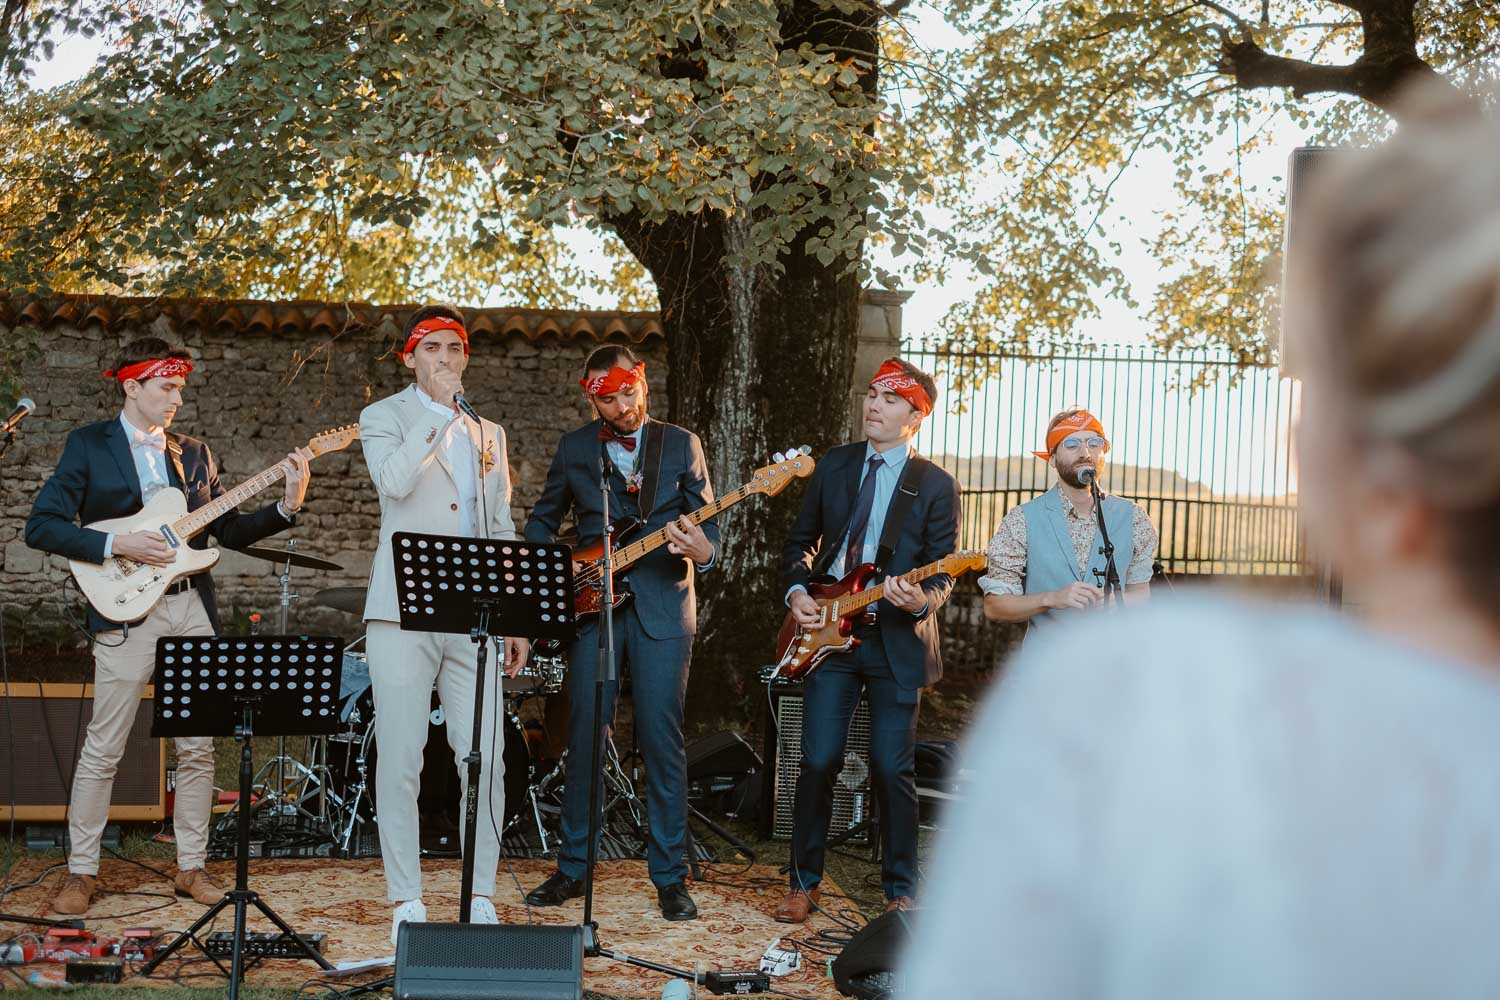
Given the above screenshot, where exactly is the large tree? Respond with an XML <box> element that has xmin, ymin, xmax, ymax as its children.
<box><xmin>0</xmin><ymin>0</ymin><xmax>958</xmax><ymax>720</ymax></box>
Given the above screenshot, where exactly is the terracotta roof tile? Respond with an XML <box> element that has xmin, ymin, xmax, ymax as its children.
<box><xmin>0</xmin><ymin>293</ymin><xmax>664</xmax><ymax>343</ymax></box>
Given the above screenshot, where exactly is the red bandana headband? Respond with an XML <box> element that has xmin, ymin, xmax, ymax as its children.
<box><xmin>580</xmin><ymin>361</ymin><xmax>646</xmax><ymax>397</ymax></box>
<box><xmin>1033</xmin><ymin>410</ymin><xmax>1109</xmax><ymax>459</ymax></box>
<box><xmin>869</xmin><ymin>360</ymin><xmax>933</xmax><ymax>416</ymax></box>
<box><xmin>103</xmin><ymin>358</ymin><xmax>194</xmax><ymax>383</ymax></box>
<box><xmin>401</xmin><ymin>316</ymin><xmax>470</xmax><ymax>357</ymax></box>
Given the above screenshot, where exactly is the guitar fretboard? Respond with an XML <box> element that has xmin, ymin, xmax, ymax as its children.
<box><xmin>172</xmin><ymin>464</ymin><xmax>287</xmax><ymax>539</ymax></box>
<box><xmin>609</xmin><ymin>482</ymin><xmax>753</xmax><ymax>573</ymax></box>
<box><xmin>835</xmin><ymin>560</ymin><xmax>956</xmax><ymax>614</ymax></box>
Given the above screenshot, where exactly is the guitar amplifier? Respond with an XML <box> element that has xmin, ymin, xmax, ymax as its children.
<box><xmin>395</xmin><ymin>922</ymin><xmax>583</xmax><ymax>1000</ymax></box>
<box><xmin>0</xmin><ymin>683</ymin><xmax>167</xmax><ymax>822</ymax></box>
<box><xmin>760</xmin><ymin>682</ymin><xmax>872</xmax><ymax>844</ymax></box>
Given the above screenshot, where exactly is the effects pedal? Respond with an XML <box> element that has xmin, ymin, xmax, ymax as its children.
<box><xmin>702</xmin><ymin>969</ymin><xmax>773</xmax><ymax>994</ymax></box>
<box><xmin>205</xmin><ymin>930</ymin><xmax>326</xmax><ymax>959</ymax></box>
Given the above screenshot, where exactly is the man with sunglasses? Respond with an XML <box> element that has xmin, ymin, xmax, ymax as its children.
<box><xmin>979</xmin><ymin>409</ymin><xmax>1158</xmax><ymax>633</ymax></box>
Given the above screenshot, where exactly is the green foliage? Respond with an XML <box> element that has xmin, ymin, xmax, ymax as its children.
<box><xmin>0</xmin><ymin>0</ymin><xmax>941</xmax><ymax>307</ymax></box>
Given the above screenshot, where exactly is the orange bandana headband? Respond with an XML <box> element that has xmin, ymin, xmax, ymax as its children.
<box><xmin>401</xmin><ymin>317</ymin><xmax>469</xmax><ymax>357</ymax></box>
<box><xmin>580</xmin><ymin>361</ymin><xmax>646</xmax><ymax>397</ymax></box>
<box><xmin>1033</xmin><ymin>410</ymin><xmax>1108</xmax><ymax>459</ymax></box>
<box><xmin>869</xmin><ymin>360</ymin><xmax>933</xmax><ymax>416</ymax></box>
<box><xmin>103</xmin><ymin>358</ymin><xmax>194</xmax><ymax>383</ymax></box>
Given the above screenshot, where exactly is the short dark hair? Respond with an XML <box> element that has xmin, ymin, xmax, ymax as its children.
<box><xmin>110</xmin><ymin>337</ymin><xmax>191</xmax><ymax>395</ymax></box>
<box><xmin>878</xmin><ymin>356</ymin><xmax>937</xmax><ymax>410</ymax></box>
<box><xmin>402</xmin><ymin>303</ymin><xmax>466</xmax><ymax>342</ymax></box>
<box><xmin>583</xmin><ymin>344</ymin><xmax>640</xmax><ymax>375</ymax></box>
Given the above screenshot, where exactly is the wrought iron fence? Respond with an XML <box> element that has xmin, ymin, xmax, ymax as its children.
<box><xmin>902</xmin><ymin>340</ymin><xmax>1305</xmax><ymax>578</ymax></box>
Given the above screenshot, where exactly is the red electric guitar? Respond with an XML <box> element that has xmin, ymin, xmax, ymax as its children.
<box><xmin>771</xmin><ymin>551</ymin><xmax>987</xmax><ymax>680</ymax></box>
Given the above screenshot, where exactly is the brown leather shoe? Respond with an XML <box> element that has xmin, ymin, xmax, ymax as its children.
<box><xmin>884</xmin><ymin>895</ymin><xmax>915</xmax><ymax>914</ymax></box>
<box><xmin>174</xmin><ymin>868</ymin><xmax>223</xmax><ymax>905</ymax></box>
<box><xmin>774</xmin><ymin>888</ymin><xmax>820</xmax><ymax>923</ymax></box>
<box><xmin>51</xmin><ymin>874</ymin><xmax>96</xmax><ymax>915</ymax></box>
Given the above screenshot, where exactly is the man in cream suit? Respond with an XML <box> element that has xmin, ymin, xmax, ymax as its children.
<box><xmin>359</xmin><ymin>304</ymin><xmax>528</xmax><ymax>944</ymax></box>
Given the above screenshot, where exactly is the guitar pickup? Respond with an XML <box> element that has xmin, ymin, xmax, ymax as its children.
<box><xmin>158</xmin><ymin>525</ymin><xmax>181</xmax><ymax>548</ymax></box>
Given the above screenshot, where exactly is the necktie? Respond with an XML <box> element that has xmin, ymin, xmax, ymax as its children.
<box><xmin>598</xmin><ymin>425</ymin><xmax>637</xmax><ymax>451</ymax></box>
<box><xmin>843</xmin><ymin>455</ymin><xmax>884</xmax><ymax>572</ymax></box>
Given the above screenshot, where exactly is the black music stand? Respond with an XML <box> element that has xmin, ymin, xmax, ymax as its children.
<box><xmin>392</xmin><ymin>532</ymin><xmax>576</xmax><ymax>920</ymax></box>
<box><xmin>139</xmin><ymin>636</ymin><xmax>342</xmax><ymax>999</ymax></box>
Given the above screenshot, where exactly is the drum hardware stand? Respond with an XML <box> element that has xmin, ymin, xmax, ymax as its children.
<box><xmin>140</xmin><ymin>636</ymin><xmax>342</xmax><ymax>999</ymax></box>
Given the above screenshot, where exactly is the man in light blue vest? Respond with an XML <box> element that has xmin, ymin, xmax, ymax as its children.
<box><xmin>980</xmin><ymin>409</ymin><xmax>1158</xmax><ymax>633</ymax></box>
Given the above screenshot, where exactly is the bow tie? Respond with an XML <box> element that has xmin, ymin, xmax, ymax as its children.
<box><xmin>598</xmin><ymin>425</ymin><xmax>637</xmax><ymax>452</ymax></box>
<box><xmin>132</xmin><ymin>427</ymin><xmax>166</xmax><ymax>451</ymax></box>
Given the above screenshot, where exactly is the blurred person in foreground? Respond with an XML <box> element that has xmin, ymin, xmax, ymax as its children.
<box><xmin>902</xmin><ymin>83</ymin><xmax>1500</xmax><ymax>999</ymax></box>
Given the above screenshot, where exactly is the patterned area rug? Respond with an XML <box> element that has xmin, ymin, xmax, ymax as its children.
<box><xmin>2</xmin><ymin>857</ymin><xmax>851</xmax><ymax>998</ymax></box>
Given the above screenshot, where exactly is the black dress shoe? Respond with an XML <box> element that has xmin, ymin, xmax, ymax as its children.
<box><xmin>525</xmin><ymin>871</ymin><xmax>585</xmax><ymax>907</ymax></box>
<box><xmin>657</xmin><ymin>882</ymin><xmax>697</xmax><ymax>922</ymax></box>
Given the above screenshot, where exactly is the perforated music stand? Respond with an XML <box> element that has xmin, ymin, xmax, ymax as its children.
<box><xmin>139</xmin><ymin>636</ymin><xmax>343</xmax><ymax>999</ymax></box>
<box><xmin>391</xmin><ymin>532</ymin><xmax>575</xmax><ymax>919</ymax></box>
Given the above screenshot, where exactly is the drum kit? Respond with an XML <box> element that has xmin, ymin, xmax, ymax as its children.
<box><xmin>213</xmin><ymin>539</ymin><xmax>650</xmax><ymax>861</ymax></box>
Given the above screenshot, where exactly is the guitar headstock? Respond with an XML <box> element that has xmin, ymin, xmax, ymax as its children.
<box><xmin>942</xmin><ymin>550</ymin><xmax>988</xmax><ymax>576</ymax></box>
<box><xmin>308</xmin><ymin>424</ymin><xmax>361</xmax><ymax>457</ymax></box>
<box><xmin>747</xmin><ymin>446</ymin><xmax>816</xmax><ymax>497</ymax></box>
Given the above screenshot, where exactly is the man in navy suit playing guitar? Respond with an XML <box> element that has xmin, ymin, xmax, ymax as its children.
<box><xmin>522</xmin><ymin>345</ymin><xmax>719</xmax><ymax>921</ymax></box>
<box><xmin>25</xmin><ymin>337</ymin><xmax>312</xmax><ymax>916</ymax></box>
<box><xmin>776</xmin><ymin>358</ymin><xmax>960</xmax><ymax>922</ymax></box>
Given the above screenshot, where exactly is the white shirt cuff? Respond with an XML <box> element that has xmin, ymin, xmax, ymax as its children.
<box><xmin>103</xmin><ymin>533</ymin><xmax>114</xmax><ymax>559</ymax></box>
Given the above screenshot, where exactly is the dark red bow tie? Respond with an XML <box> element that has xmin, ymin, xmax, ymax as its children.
<box><xmin>599</xmin><ymin>425</ymin><xmax>637</xmax><ymax>451</ymax></box>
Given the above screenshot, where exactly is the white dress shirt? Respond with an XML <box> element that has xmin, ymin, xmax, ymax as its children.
<box><xmin>415</xmin><ymin>386</ymin><xmax>480</xmax><ymax>537</ymax></box>
<box><xmin>103</xmin><ymin>412</ymin><xmax>172</xmax><ymax>559</ymax></box>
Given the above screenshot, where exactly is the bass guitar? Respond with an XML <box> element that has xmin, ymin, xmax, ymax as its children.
<box><xmin>569</xmin><ymin>448</ymin><xmax>816</xmax><ymax>625</ymax></box>
<box><xmin>70</xmin><ymin>425</ymin><xmax>361</xmax><ymax>622</ymax></box>
<box><xmin>771</xmin><ymin>550</ymin><xmax>987</xmax><ymax>680</ymax></box>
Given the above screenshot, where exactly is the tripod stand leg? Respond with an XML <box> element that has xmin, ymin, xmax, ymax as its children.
<box><xmin>137</xmin><ymin>893</ymin><xmax>235</xmax><ymax>981</ymax></box>
<box><xmin>249</xmin><ymin>895</ymin><xmax>337</xmax><ymax>971</ymax></box>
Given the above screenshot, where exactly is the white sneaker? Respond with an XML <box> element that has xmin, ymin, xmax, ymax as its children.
<box><xmin>391</xmin><ymin>898</ymin><xmax>427</xmax><ymax>947</ymax></box>
<box><xmin>470</xmin><ymin>897</ymin><xmax>498</xmax><ymax>924</ymax></box>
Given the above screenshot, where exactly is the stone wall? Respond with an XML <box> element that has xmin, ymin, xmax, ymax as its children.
<box><xmin>0</xmin><ymin>298</ymin><xmax>668</xmax><ymax>642</ymax></box>
<box><xmin>1</xmin><ymin>293</ymin><xmax>904</xmax><ymax>646</ymax></box>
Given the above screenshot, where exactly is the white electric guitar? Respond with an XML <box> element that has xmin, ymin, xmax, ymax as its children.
<box><xmin>70</xmin><ymin>425</ymin><xmax>360</xmax><ymax>622</ymax></box>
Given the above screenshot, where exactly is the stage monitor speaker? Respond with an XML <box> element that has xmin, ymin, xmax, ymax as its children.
<box><xmin>760</xmin><ymin>682</ymin><xmax>871</xmax><ymax>844</ymax></box>
<box><xmin>394</xmin><ymin>922</ymin><xmax>583</xmax><ymax>1000</ymax></box>
<box><xmin>0</xmin><ymin>682</ymin><xmax>167</xmax><ymax>822</ymax></box>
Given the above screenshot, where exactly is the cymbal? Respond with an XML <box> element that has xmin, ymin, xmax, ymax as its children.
<box><xmin>308</xmin><ymin>586</ymin><xmax>368</xmax><ymax>615</ymax></box>
<box><xmin>237</xmin><ymin>546</ymin><xmax>344</xmax><ymax>572</ymax></box>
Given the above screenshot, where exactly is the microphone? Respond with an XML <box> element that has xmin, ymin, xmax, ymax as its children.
<box><xmin>2</xmin><ymin>398</ymin><xmax>34</xmax><ymax>434</ymax></box>
<box><xmin>1076</xmin><ymin>466</ymin><xmax>1096</xmax><ymax>485</ymax></box>
<box><xmin>452</xmin><ymin>392</ymin><xmax>480</xmax><ymax>422</ymax></box>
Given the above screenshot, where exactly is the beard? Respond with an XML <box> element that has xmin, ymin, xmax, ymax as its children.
<box><xmin>1058</xmin><ymin>460</ymin><xmax>1100</xmax><ymax>489</ymax></box>
<box><xmin>601</xmin><ymin>404</ymin><xmax>647</xmax><ymax>435</ymax></box>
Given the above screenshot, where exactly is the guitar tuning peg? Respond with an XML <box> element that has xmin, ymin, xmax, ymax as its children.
<box><xmin>772</xmin><ymin>451</ymin><xmax>786</xmax><ymax>463</ymax></box>
<box><xmin>797</xmin><ymin>445</ymin><xmax>811</xmax><ymax>455</ymax></box>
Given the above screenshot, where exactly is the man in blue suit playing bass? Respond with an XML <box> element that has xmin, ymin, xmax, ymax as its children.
<box><xmin>522</xmin><ymin>345</ymin><xmax>720</xmax><ymax>921</ymax></box>
<box><xmin>776</xmin><ymin>358</ymin><xmax>960</xmax><ymax>923</ymax></box>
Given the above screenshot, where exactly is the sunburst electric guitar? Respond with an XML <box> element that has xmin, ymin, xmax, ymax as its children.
<box><xmin>771</xmin><ymin>550</ymin><xmax>988</xmax><ymax>681</ymax></box>
<box><xmin>569</xmin><ymin>447</ymin><xmax>817</xmax><ymax>625</ymax></box>
<box><xmin>70</xmin><ymin>425</ymin><xmax>361</xmax><ymax>622</ymax></box>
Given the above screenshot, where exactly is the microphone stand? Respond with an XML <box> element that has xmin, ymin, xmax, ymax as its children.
<box><xmin>579</xmin><ymin>438</ymin><xmax>701</xmax><ymax>990</ymax></box>
<box><xmin>1089</xmin><ymin>476</ymin><xmax>1124</xmax><ymax>608</ymax></box>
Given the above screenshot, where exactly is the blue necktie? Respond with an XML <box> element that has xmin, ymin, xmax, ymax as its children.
<box><xmin>843</xmin><ymin>455</ymin><xmax>884</xmax><ymax>573</ymax></box>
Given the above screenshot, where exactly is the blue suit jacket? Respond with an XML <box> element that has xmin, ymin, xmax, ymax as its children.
<box><xmin>25</xmin><ymin>418</ymin><xmax>294</xmax><ymax>633</ymax></box>
<box><xmin>780</xmin><ymin>441</ymin><xmax>961</xmax><ymax>691</ymax></box>
<box><xmin>524</xmin><ymin>418</ymin><xmax>721</xmax><ymax>640</ymax></box>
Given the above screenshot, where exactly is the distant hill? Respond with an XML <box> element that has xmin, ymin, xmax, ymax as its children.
<box><xmin>929</xmin><ymin>453</ymin><xmax>1213</xmax><ymax>499</ymax></box>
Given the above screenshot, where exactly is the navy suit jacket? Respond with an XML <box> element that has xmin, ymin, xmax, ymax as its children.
<box><xmin>780</xmin><ymin>441</ymin><xmax>961</xmax><ymax>691</ymax></box>
<box><xmin>25</xmin><ymin>418</ymin><xmax>294</xmax><ymax>633</ymax></box>
<box><xmin>524</xmin><ymin>418</ymin><xmax>721</xmax><ymax>640</ymax></box>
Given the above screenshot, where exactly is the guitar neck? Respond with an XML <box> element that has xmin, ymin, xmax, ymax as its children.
<box><xmin>609</xmin><ymin>483</ymin><xmax>753</xmax><ymax>571</ymax></box>
<box><xmin>839</xmin><ymin>560</ymin><xmax>951</xmax><ymax>614</ymax></box>
<box><xmin>172</xmin><ymin>463</ymin><xmax>286</xmax><ymax>540</ymax></box>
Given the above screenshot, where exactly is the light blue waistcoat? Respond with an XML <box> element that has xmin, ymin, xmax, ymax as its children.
<box><xmin>1019</xmin><ymin>489</ymin><xmax>1135</xmax><ymax>633</ymax></box>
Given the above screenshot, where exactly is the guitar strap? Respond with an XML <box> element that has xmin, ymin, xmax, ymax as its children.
<box><xmin>873</xmin><ymin>454</ymin><xmax>927</xmax><ymax>573</ymax></box>
<box><xmin>636</xmin><ymin>419</ymin><xmax>668</xmax><ymax>518</ymax></box>
<box><xmin>164</xmin><ymin>434</ymin><xmax>187</xmax><ymax>489</ymax></box>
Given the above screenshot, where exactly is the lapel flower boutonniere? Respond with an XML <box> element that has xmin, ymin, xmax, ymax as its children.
<box><xmin>478</xmin><ymin>447</ymin><xmax>498</xmax><ymax>475</ymax></box>
<box><xmin>624</xmin><ymin>470</ymin><xmax>644</xmax><ymax>494</ymax></box>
